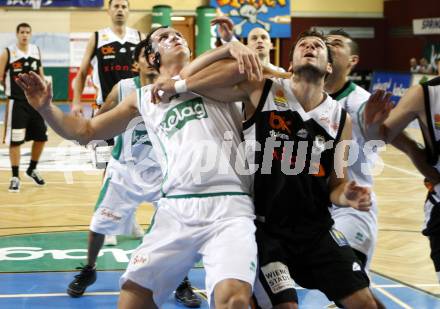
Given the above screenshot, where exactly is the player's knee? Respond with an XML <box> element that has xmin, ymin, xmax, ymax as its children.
<box><xmin>227</xmin><ymin>293</ymin><xmax>250</xmax><ymax>309</ymax></box>
<box><xmin>215</xmin><ymin>279</ymin><xmax>251</xmax><ymax>309</ymax></box>
<box><xmin>340</xmin><ymin>288</ymin><xmax>378</xmax><ymax>309</ymax></box>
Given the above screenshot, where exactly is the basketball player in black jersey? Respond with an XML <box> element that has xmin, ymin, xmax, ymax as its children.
<box><xmin>0</xmin><ymin>23</ymin><xmax>47</xmax><ymax>192</ymax></box>
<box><xmin>72</xmin><ymin>0</ymin><xmax>144</xmax><ymax>114</ymax></box>
<box><xmin>364</xmin><ymin>77</ymin><xmax>440</xmax><ymax>284</ymax></box>
<box><xmin>149</xmin><ymin>30</ymin><xmax>393</xmax><ymax>308</ymax></box>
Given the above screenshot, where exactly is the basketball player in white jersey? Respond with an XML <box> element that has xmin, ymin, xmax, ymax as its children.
<box><xmin>67</xmin><ymin>39</ymin><xmax>201</xmax><ymax>307</ymax></box>
<box><xmin>363</xmin><ymin>76</ymin><xmax>440</xmax><ymax>283</ymax></box>
<box><xmin>324</xmin><ymin>29</ymin><xmax>387</xmax><ymax>308</ymax></box>
<box><xmin>72</xmin><ymin>0</ymin><xmax>144</xmax><ymax>113</ymax></box>
<box><xmin>16</xmin><ymin>27</ymin><xmax>263</xmax><ymax>308</ymax></box>
<box><xmin>66</xmin><ymin>39</ymin><xmax>161</xmax><ymax>297</ymax></box>
<box><xmin>325</xmin><ymin>30</ymin><xmax>380</xmax><ymax>271</ymax></box>
<box><xmin>211</xmin><ymin>16</ymin><xmax>285</xmax><ymax>73</ymax></box>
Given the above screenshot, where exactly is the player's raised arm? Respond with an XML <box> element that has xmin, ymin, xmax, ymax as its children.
<box><xmin>16</xmin><ymin>72</ymin><xmax>139</xmax><ymax>145</ymax></box>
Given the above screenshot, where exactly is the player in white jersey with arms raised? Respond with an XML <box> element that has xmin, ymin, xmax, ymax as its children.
<box><xmin>66</xmin><ymin>39</ymin><xmax>161</xmax><ymax>297</ymax></box>
<box><xmin>67</xmin><ymin>39</ymin><xmax>201</xmax><ymax>307</ymax></box>
<box><xmin>15</xmin><ymin>26</ymin><xmax>264</xmax><ymax>308</ymax></box>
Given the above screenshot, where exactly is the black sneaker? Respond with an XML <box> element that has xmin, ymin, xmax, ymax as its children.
<box><xmin>175</xmin><ymin>277</ymin><xmax>201</xmax><ymax>308</ymax></box>
<box><xmin>26</xmin><ymin>169</ymin><xmax>45</xmax><ymax>186</ymax></box>
<box><xmin>8</xmin><ymin>177</ymin><xmax>21</xmax><ymax>193</ymax></box>
<box><xmin>67</xmin><ymin>265</ymin><xmax>97</xmax><ymax>297</ymax></box>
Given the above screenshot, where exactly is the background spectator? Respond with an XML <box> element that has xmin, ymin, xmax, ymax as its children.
<box><xmin>410</xmin><ymin>57</ymin><xmax>419</xmax><ymax>72</ymax></box>
<box><xmin>419</xmin><ymin>57</ymin><xmax>434</xmax><ymax>74</ymax></box>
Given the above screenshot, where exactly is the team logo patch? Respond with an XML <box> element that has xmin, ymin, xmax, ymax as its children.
<box><xmin>131</xmin><ymin>254</ymin><xmax>149</xmax><ymax>266</ymax></box>
<box><xmin>269</xmin><ymin>112</ymin><xmax>291</xmax><ymax>134</ymax></box>
<box><xmin>261</xmin><ymin>262</ymin><xmax>295</xmax><ymax>294</ymax></box>
<box><xmin>99</xmin><ymin>208</ymin><xmax>122</xmax><ymax>222</ymax></box>
<box><xmin>160</xmin><ymin>97</ymin><xmax>208</xmax><ymax>138</ymax></box>
<box><xmin>312</xmin><ymin>135</ymin><xmax>326</xmax><ymax>155</ymax></box>
<box><xmin>352</xmin><ymin>262</ymin><xmax>361</xmax><ymax>272</ymax></box>
<box><xmin>12</xmin><ymin>62</ymin><xmax>22</xmax><ymax>70</ymax></box>
<box><xmin>434</xmin><ymin>114</ymin><xmax>440</xmax><ymax>130</ymax></box>
<box><xmin>274</xmin><ymin>89</ymin><xmax>288</xmax><ymax>107</ymax></box>
<box><xmin>329</xmin><ymin>228</ymin><xmax>349</xmax><ymax>247</ymax></box>
<box><xmin>101</xmin><ymin>45</ymin><xmax>115</xmax><ymax>55</ymax></box>
<box><xmin>132</xmin><ymin>129</ymin><xmax>150</xmax><ymax>146</ymax></box>
<box><xmin>296</xmin><ymin>128</ymin><xmax>308</xmax><ymax>139</ymax></box>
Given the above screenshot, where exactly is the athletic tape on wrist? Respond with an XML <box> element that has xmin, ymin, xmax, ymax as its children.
<box><xmin>174</xmin><ymin>79</ymin><xmax>188</xmax><ymax>94</ymax></box>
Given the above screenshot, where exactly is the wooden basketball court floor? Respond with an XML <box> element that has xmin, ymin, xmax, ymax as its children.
<box><xmin>0</xmin><ymin>103</ymin><xmax>439</xmax><ymax>308</ymax></box>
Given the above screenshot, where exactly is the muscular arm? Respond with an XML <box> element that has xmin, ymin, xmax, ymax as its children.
<box><xmin>180</xmin><ymin>41</ymin><xmax>262</xmax><ymax>81</ymax></box>
<box><xmin>17</xmin><ymin>72</ymin><xmax>139</xmax><ymax>145</ymax></box>
<box><xmin>95</xmin><ymin>82</ymin><xmax>119</xmax><ymax>116</ymax></box>
<box><xmin>42</xmin><ymin>93</ymin><xmax>138</xmax><ymax>145</ymax></box>
<box><xmin>0</xmin><ymin>49</ymin><xmax>7</xmax><ymax>87</ymax></box>
<box><xmin>365</xmin><ymin>85</ymin><xmax>423</xmax><ymax>143</ymax></box>
<box><xmin>72</xmin><ymin>33</ymin><xmax>96</xmax><ymax>108</ymax></box>
<box><xmin>392</xmin><ymin>131</ymin><xmax>440</xmax><ymax>184</ymax></box>
<box><xmin>184</xmin><ymin>59</ymin><xmax>265</xmax><ymax>115</ymax></box>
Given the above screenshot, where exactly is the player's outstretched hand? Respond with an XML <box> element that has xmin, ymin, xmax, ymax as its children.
<box><xmin>228</xmin><ymin>41</ymin><xmax>263</xmax><ymax>81</ymax></box>
<box><xmin>211</xmin><ymin>16</ymin><xmax>235</xmax><ymax>42</ymax></box>
<box><xmin>364</xmin><ymin>89</ymin><xmax>393</xmax><ymax>130</ymax></box>
<box><xmin>15</xmin><ymin>71</ymin><xmax>52</xmax><ymax>112</ymax></box>
<box><xmin>343</xmin><ymin>181</ymin><xmax>372</xmax><ymax>212</ymax></box>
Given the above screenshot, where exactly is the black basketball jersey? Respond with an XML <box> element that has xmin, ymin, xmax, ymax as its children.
<box><xmin>4</xmin><ymin>44</ymin><xmax>42</xmax><ymax>100</ymax></box>
<box><xmin>91</xmin><ymin>27</ymin><xmax>141</xmax><ymax>104</ymax></box>
<box><xmin>244</xmin><ymin>78</ymin><xmax>347</xmax><ymax>244</ymax></box>
<box><xmin>421</xmin><ymin>76</ymin><xmax>440</xmax><ymax>170</ymax></box>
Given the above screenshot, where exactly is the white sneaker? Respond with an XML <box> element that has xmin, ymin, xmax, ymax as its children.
<box><xmin>132</xmin><ymin>222</ymin><xmax>144</xmax><ymax>238</ymax></box>
<box><xmin>103</xmin><ymin>235</ymin><xmax>117</xmax><ymax>246</ymax></box>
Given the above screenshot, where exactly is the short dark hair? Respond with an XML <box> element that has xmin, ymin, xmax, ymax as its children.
<box><xmin>108</xmin><ymin>0</ymin><xmax>129</xmax><ymax>6</ymax></box>
<box><xmin>327</xmin><ymin>29</ymin><xmax>359</xmax><ymax>55</ymax></box>
<box><xmin>133</xmin><ymin>39</ymin><xmax>149</xmax><ymax>62</ymax></box>
<box><xmin>16</xmin><ymin>23</ymin><xmax>31</xmax><ymax>33</ymax></box>
<box><xmin>289</xmin><ymin>29</ymin><xmax>333</xmax><ymax>64</ymax></box>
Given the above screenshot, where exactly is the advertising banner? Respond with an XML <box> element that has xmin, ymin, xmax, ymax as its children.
<box><xmin>0</xmin><ymin>0</ymin><xmax>103</xmax><ymax>7</ymax></box>
<box><xmin>210</xmin><ymin>0</ymin><xmax>291</xmax><ymax>38</ymax></box>
<box><xmin>413</xmin><ymin>17</ymin><xmax>440</xmax><ymax>35</ymax></box>
<box><xmin>370</xmin><ymin>72</ymin><xmax>412</xmax><ymax>105</ymax></box>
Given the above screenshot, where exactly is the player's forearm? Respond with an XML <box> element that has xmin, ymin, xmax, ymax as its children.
<box><xmin>72</xmin><ymin>71</ymin><xmax>87</xmax><ymax>105</ymax></box>
<box><xmin>392</xmin><ymin>133</ymin><xmax>440</xmax><ymax>184</ymax></box>
<box><xmin>180</xmin><ymin>44</ymin><xmax>233</xmax><ymax>78</ymax></box>
<box><xmin>38</xmin><ymin>103</ymin><xmax>93</xmax><ymax>144</ymax></box>
<box><xmin>185</xmin><ymin>59</ymin><xmax>246</xmax><ymax>95</ymax></box>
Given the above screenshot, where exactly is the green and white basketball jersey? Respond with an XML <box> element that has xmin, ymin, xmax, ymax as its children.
<box><xmin>334</xmin><ymin>82</ymin><xmax>376</xmax><ymax>189</ymax></box>
<box><xmin>111</xmin><ymin>76</ymin><xmax>157</xmax><ymax>165</ymax></box>
<box><xmin>137</xmin><ymin>86</ymin><xmax>251</xmax><ymax>198</ymax></box>
<box><xmin>331</xmin><ymin>81</ymin><xmax>378</xmax><ymax>219</ymax></box>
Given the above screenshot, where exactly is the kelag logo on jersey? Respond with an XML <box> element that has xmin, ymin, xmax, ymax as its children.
<box><xmin>160</xmin><ymin>98</ymin><xmax>208</xmax><ymax>138</ymax></box>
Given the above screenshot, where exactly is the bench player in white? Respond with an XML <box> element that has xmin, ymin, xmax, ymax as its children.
<box><xmin>16</xmin><ymin>27</ymin><xmax>263</xmax><ymax>308</ymax></box>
